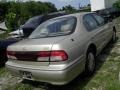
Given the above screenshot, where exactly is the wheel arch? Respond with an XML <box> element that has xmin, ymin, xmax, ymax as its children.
<box><xmin>113</xmin><ymin>26</ymin><xmax>116</xmax><ymax>33</ymax></box>
<box><xmin>86</xmin><ymin>44</ymin><xmax>97</xmax><ymax>56</ymax></box>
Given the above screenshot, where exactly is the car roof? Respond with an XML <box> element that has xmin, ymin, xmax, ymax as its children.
<box><xmin>46</xmin><ymin>12</ymin><xmax>94</xmax><ymax>20</ymax></box>
<box><xmin>47</xmin><ymin>11</ymin><xmax>67</xmax><ymax>15</ymax></box>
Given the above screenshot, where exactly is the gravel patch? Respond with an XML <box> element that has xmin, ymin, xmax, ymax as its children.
<box><xmin>0</xmin><ymin>74</ymin><xmax>22</xmax><ymax>90</ymax></box>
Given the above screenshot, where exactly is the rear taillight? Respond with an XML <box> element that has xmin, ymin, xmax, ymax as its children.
<box><xmin>37</xmin><ymin>50</ymin><xmax>68</xmax><ymax>62</ymax></box>
<box><xmin>6</xmin><ymin>50</ymin><xmax>68</xmax><ymax>62</ymax></box>
<box><xmin>37</xmin><ymin>51</ymin><xmax>51</xmax><ymax>62</ymax></box>
<box><xmin>7</xmin><ymin>51</ymin><xmax>16</xmax><ymax>60</ymax></box>
<box><xmin>38</xmin><ymin>51</ymin><xmax>51</xmax><ymax>57</ymax></box>
<box><xmin>7</xmin><ymin>51</ymin><xmax>15</xmax><ymax>56</ymax></box>
<box><xmin>50</xmin><ymin>50</ymin><xmax>68</xmax><ymax>61</ymax></box>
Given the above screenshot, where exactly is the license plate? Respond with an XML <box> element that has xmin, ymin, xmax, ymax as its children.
<box><xmin>20</xmin><ymin>71</ymin><xmax>32</xmax><ymax>79</ymax></box>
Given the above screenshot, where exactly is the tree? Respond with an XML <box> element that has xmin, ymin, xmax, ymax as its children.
<box><xmin>5</xmin><ymin>12</ymin><xmax>17</xmax><ymax>31</ymax></box>
<box><xmin>113</xmin><ymin>0</ymin><xmax>120</xmax><ymax>8</ymax></box>
<box><xmin>0</xmin><ymin>2</ymin><xmax>9</xmax><ymax>21</ymax></box>
<box><xmin>44</xmin><ymin>2</ymin><xmax>57</xmax><ymax>13</ymax></box>
<box><xmin>4</xmin><ymin>1</ymin><xmax>57</xmax><ymax>31</ymax></box>
<box><xmin>62</xmin><ymin>5</ymin><xmax>76</xmax><ymax>13</ymax></box>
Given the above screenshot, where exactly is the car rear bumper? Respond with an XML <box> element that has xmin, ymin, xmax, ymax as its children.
<box><xmin>6</xmin><ymin>58</ymin><xmax>85</xmax><ymax>85</ymax></box>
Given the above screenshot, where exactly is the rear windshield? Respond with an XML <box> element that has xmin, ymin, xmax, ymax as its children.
<box><xmin>29</xmin><ymin>16</ymin><xmax>77</xmax><ymax>39</ymax></box>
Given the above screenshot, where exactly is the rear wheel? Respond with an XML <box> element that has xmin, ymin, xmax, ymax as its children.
<box><xmin>0</xmin><ymin>49</ymin><xmax>6</xmax><ymax>67</ymax></box>
<box><xmin>84</xmin><ymin>49</ymin><xmax>96</xmax><ymax>76</ymax></box>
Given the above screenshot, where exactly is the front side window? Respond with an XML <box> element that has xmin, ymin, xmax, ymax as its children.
<box><xmin>29</xmin><ymin>16</ymin><xmax>77</xmax><ymax>39</ymax></box>
<box><xmin>83</xmin><ymin>14</ymin><xmax>98</xmax><ymax>31</ymax></box>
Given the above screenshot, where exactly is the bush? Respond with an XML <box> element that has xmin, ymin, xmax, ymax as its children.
<box><xmin>4</xmin><ymin>1</ymin><xmax>57</xmax><ymax>31</ymax></box>
<box><xmin>113</xmin><ymin>0</ymin><xmax>120</xmax><ymax>8</ymax></box>
<box><xmin>5</xmin><ymin>12</ymin><xmax>18</xmax><ymax>31</ymax></box>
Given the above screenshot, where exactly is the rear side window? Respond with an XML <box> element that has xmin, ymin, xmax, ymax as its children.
<box><xmin>83</xmin><ymin>14</ymin><xmax>98</xmax><ymax>31</ymax></box>
<box><xmin>92</xmin><ymin>14</ymin><xmax>105</xmax><ymax>26</ymax></box>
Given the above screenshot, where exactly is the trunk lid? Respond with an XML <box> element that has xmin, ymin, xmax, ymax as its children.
<box><xmin>7</xmin><ymin>36</ymin><xmax>68</xmax><ymax>64</ymax></box>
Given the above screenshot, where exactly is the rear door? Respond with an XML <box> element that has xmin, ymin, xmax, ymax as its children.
<box><xmin>92</xmin><ymin>13</ymin><xmax>113</xmax><ymax>44</ymax></box>
<box><xmin>83</xmin><ymin>14</ymin><xmax>106</xmax><ymax>52</ymax></box>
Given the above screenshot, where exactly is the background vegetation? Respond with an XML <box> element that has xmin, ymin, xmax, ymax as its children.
<box><xmin>113</xmin><ymin>0</ymin><xmax>120</xmax><ymax>8</ymax></box>
<box><xmin>0</xmin><ymin>0</ymin><xmax>91</xmax><ymax>31</ymax></box>
<box><xmin>0</xmin><ymin>1</ymin><xmax>57</xmax><ymax>31</ymax></box>
<box><xmin>0</xmin><ymin>0</ymin><xmax>119</xmax><ymax>31</ymax></box>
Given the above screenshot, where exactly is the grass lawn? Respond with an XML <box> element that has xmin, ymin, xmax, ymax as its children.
<box><xmin>0</xmin><ymin>32</ymin><xmax>9</xmax><ymax>40</ymax></box>
<box><xmin>0</xmin><ymin>18</ymin><xmax>120</xmax><ymax>90</ymax></box>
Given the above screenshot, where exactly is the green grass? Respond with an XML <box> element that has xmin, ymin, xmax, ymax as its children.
<box><xmin>0</xmin><ymin>18</ymin><xmax>120</xmax><ymax>90</ymax></box>
<box><xmin>0</xmin><ymin>32</ymin><xmax>9</xmax><ymax>40</ymax></box>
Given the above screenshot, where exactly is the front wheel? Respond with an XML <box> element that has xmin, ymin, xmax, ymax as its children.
<box><xmin>111</xmin><ymin>29</ymin><xmax>117</xmax><ymax>43</ymax></box>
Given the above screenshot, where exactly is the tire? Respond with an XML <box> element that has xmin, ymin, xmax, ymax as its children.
<box><xmin>111</xmin><ymin>29</ymin><xmax>117</xmax><ymax>43</ymax></box>
<box><xmin>0</xmin><ymin>49</ymin><xmax>6</xmax><ymax>67</ymax></box>
<box><xmin>84</xmin><ymin>49</ymin><xmax>96</xmax><ymax>76</ymax></box>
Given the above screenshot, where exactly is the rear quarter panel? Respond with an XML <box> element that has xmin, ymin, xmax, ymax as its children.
<box><xmin>51</xmin><ymin>15</ymin><xmax>89</xmax><ymax>68</ymax></box>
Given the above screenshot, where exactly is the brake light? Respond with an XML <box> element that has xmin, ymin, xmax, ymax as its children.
<box><xmin>37</xmin><ymin>51</ymin><xmax>51</xmax><ymax>62</ymax></box>
<box><xmin>7</xmin><ymin>51</ymin><xmax>16</xmax><ymax>59</ymax></box>
<box><xmin>37</xmin><ymin>50</ymin><xmax>68</xmax><ymax>62</ymax></box>
<box><xmin>38</xmin><ymin>51</ymin><xmax>51</xmax><ymax>57</ymax></box>
<box><xmin>50</xmin><ymin>50</ymin><xmax>68</xmax><ymax>61</ymax></box>
<box><xmin>6</xmin><ymin>50</ymin><xmax>68</xmax><ymax>62</ymax></box>
<box><xmin>7</xmin><ymin>51</ymin><xmax>15</xmax><ymax>56</ymax></box>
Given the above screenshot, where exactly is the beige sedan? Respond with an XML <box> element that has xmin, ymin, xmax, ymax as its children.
<box><xmin>6</xmin><ymin>12</ymin><xmax>116</xmax><ymax>85</ymax></box>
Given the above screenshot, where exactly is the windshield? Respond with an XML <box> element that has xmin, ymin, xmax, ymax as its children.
<box><xmin>29</xmin><ymin>16</ymin><xmax>77</xmax><ymax>39</ymax></box>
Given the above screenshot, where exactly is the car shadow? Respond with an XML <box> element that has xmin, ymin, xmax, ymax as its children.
<box><xmin>21</xmin><ymin>39</ymin><xmax>118</xmax><ymax>90</ymax></box>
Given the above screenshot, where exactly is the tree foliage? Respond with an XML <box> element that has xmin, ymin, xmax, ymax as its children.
<box><xmin>62</xmin><ymin>5</ymin><xmax>77</xmax><ymax>13</ymax></box>
<box><xmin>113</xmin><ymin>0</ymin><xmax>120</xmax><ymax>8</ymax></box>
<box><xmin>5</xmin><ymin>12</ymin><xmax>17</xmax><ymax>30</ymax></box>
<box><xmin>0</xmin><ymin>2</ymin><xmax>10</xmax><ymax>21</ymax></box>
<box><xmin>0</xmin><ymin>1</ymin><xmax>57</xmax><ymax>31</ymax></box>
